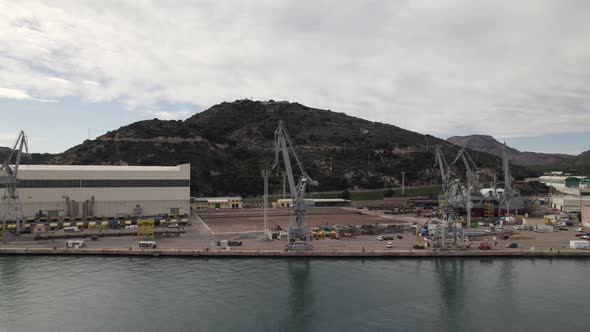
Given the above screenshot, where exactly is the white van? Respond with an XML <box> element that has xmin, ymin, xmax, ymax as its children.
<box><xmin>65</xmin><ymin>240</ymin><xmax>85</xmax><ymax>248</ymax></box>
<box><xmin>138</xmin><ymin>241</ymin><xmax>157</xmax><ymax>248</ymax></box>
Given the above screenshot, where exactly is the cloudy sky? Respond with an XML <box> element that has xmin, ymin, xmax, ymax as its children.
<box><xmin>1</xmin><ymin>1</ymin><xmax>590</xmax><ymax>154</ymax></box>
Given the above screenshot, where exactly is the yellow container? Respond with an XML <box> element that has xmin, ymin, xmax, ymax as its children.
<box><xmin>125</xmin><ymin>220</ymin><xmax>132</xmax><ymax>225</ymax></box>
<box><xmin>100</xmin><ymin>221</ymin><xmax>108</xmax><ymax>227</ymax></box>
<box><xmin>76</xmin><ymin>222</ymin><xmax>84</xmax><ymax>228</ymax></box>
<box><xmin>63</xmin><ymin>222</ymin><xmax>71</xmax><ymax>227</ymax></box>
<box><xmin>49</xmin><ymin>223</ymin><xmax>58</xmax><ymax>228</ymax></box>
<box><xmin>88</xmin><ymin>222</ymin><xmax>97</xmax><ymax>227</ymax></box>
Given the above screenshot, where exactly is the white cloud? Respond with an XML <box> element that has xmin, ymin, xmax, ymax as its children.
<box><xmin>145</xmin><ymin>109</ymin><xmax>191</xmax><ymax>120</ymax></box>
<box><xmin>0</xmin><ymin>1</ymin><xmax>590</xmax><ymax>138</ymax></box>
<box><xmin>0</xmin><ymin>87</ymin><xmax>29</xmax><ymax>100</ymax></box>
<box><xmin>0</xmin><ymin>87</ymin><xmax>56</xmax><ymax>102</ymax></box>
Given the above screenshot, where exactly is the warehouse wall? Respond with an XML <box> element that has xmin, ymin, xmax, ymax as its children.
<box><xmin>583</xmin><ymin>205</ymin><xmax>590</xmax><ymax>228</ymax></box>
<box><xmin>1</xmin><ymin>164</ymin><xmax>190</xmax><ymax>218</ymax></box>
<box><xmin>17</xmin><ymin>199</ymin><xmax>189</xmax><ymax>218</ymax></box>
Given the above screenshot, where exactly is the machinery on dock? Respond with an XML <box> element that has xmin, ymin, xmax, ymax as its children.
<box><xmin>413</xmin><ymin>218</ymin><xmax>433</xmax><ymax>249</ymax></box>
<box><xmin>271</xmin><ymin>121</ymin><xmax>317</xmax><ymax>250</ymax></box>
<box><xmin>0</xmin><ymin>131</ymin><xmax>28</xmax><ymax>237</ymax></box>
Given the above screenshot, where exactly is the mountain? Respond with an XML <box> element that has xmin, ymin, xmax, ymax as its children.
<box><xmin>555</xmin><ymin>150</ymin><xmax>590</xmax><ymax>175</ymax></box>
<box><xmin>0</xmin><ymin>146</ymin><xmax>54</xmax><ymax>166</ymax></box>
<box><xmin>6</xmin><ymin>100</ymin><xmax>532</xmax><ymax>196</ymax></box>
<box><xmin>49</xmin><ymin>100</ymin><xmax>528</xmax><ymax>196</ymax></box>
<box><xmin>447</xmin><ymin>135</ymin><xmax>574</xmax><ymax>167</ymax></box>
<box><xmin>0</xmin><ymin>146</ymin><xmax>11</xmax><ymax>161</ymax></box>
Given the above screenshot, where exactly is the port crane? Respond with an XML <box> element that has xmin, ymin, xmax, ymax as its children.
<box><xmin>433</xmin><ymin>145</ymin><xmax>465</xmax><ymax>248</ymax></box>
<box><xmin>452</xmin><ymin>145</ymin><xmax>480</xmax><ymax>225</ymax></box>
<box><xmin>1</xmin><ymin>131</ymin><xmax>28</xmax><ymax>237</ymax></box>
<box><xmin>271</xmin><ymin>121</ymin><xmax>317</xmax><ymax>250</ymax></box>
<box><xmin>499</xmin><ymin>143</ymin><xmax>513</xmax><ymax>217</ymax></box>
<box><xmin>452</xmin><ymin>144</ymin><xmax>480</xmax><ymax>190</ymax></box>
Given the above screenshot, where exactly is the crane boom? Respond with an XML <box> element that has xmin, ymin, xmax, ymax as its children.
<box><xmin>271</xmin><ymin>121</ymin><xmax>317</xmax><ymax>250</ymax></box>
<box><xmin>1</xmin><ymin>131</ymin><xmax>28</xmax><ymax>236</ymax></box>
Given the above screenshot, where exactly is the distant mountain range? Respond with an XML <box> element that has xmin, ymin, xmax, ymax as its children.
<box><xmin>1</xmin><ymin>100</ymin><xmax>523</xmax><ymax>196</ymax></box>
<box><xmin>446</xmin><ymin>135</ymin><xmax>575</xmax><ymax>167</ymax></box>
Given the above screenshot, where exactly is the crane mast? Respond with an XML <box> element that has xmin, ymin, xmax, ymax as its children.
<box><xmin>433</xmin><ymin>146</ymin><xmax>466</xmax><ymax>249</ymax></box>
<box><xmin>499</xmin><ymin>142</ymin><xmax>513</xmax><ymax>217</ymax></box>
<box><xmin>1</xmin><ymin>131</ymin><xmax>28</xmax><ymax>237</ymax></box>
<box><xmin>272</xmin><ymin>121</ymin><xmax>317</xmax><ymax>250</ymax></box>
<box><xmin>452</xmin><ymin>145</ymin><xmax>480</xmax><ymax>227</ymax></box>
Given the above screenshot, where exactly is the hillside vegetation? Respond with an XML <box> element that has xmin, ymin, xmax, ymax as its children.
<box><xmin>7</xmin><ymin>100</ymin><xmax>534</xmax><ymax>196</ymax></box>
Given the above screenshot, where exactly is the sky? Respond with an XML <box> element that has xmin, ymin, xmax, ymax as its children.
<box><xmin>1</xmin><ymin>1</ymin><xmax>590</xmax><ymax>155</ymax></box>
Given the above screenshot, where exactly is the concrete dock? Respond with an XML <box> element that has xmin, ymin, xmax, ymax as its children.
<box><xmin>1</xmin><ymin>247</ymin><xmax>590</xmax><ymax>258</ymax></box>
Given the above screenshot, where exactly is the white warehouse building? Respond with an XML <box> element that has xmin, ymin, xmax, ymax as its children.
<box><xmin>1</xmin><ymin>164</ymin><xmax>191</xmax><ymax>218</ymax></box>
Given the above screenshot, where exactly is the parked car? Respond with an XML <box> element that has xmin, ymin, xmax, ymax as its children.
<box><xmin>479</xmin><ymin>242</ymin><xmax>492</xmax><ymax>250</ymax></box>
<box><xmin>559</xmin><ymin>227</ymin><xmax>568</xmax><ymax>231</ymax></box>
<box><xmin>513</xmin><ymin>225</ymin><xmax>523</xmax><ymax>230</ymax></box>
<box><xmin>386</xmin><ymin>242</ymin><xmax>392</xmax><ymax>248</ymax></box>
<box><xmin>396</xmin><ymin>234</ymin><xmax>404</xmax><ymax>240</ymax></box>
<box><xmin>581</xmin><ymin>235</ymin><xmax>590</xmax><ymax>240</ymax></box>
<box><xmin>500</xmin><ymin>235</ymin><xmax>510</xmax><ymax>240</ymax></box>
<box><xmin>575</xmin><ymin>228</ymin><xmax>584</xmax><ymax>232</ymax></box>
<box><xmin>506</xmin><ymin>243</ymin><xmax>518</xmax><ymax>248</ymax></box>
<box><xmin>376</xmin><ymin>235</ymin><xmax>384</xmax><ymax>241</ymax></box>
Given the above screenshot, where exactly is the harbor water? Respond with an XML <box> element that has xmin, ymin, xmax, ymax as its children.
<box><xmin>1</xmin><ymin>256</ymin><xmax>589</xmax><ymax>332</ymax></box>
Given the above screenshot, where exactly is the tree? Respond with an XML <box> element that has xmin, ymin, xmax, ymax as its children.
<box><xmin>340</xmin><ymin>190</ymin><xmax>351</xmax><ymax>200</ymax></box>
<box><xmin>384</xmin><ymin>189</ymin><xmax>396</xmax><ymax>198</ymax></box>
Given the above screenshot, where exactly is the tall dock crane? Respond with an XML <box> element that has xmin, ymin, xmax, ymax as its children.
<box><xmin>499</xmin><ymin>143</ymin><xmax>513</xmax><ymax>217</ymax></box>
<box><xmin>452</xmin><ymin>145</ymin><xmax>480</xmax><ymax>225</ymax></box>
<box><xmin>1</xmin><ymin>131</ymin><xmax>28</xmax><ymax>237</ymax></box>
<box><xmin>271</xmin><ymin>121</ymin><xmax>317</xmax><ymax>250</ymax></box>
<box><xmin>433</xmin><ymin>145</ymin><xmax>466</xmax><ymax>249</ymax></box>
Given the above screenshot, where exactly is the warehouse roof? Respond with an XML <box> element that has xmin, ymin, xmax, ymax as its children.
<box><xmin>18</xmin><ymin>164</ymin><xmax>189</xmax><ymax>172</ymax></box>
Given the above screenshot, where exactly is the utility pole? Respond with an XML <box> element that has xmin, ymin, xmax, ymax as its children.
<box><xmin>262</xmin><ymin>169</ymin><xmax>271</xmax><ymax>239</ymax></box>
<box><xmin>401</xmin><ymin>172</ymin><xmax>406</xmax><ymax>196</ymax></box>
<box><xmin>467</xmin><ymin>175</ymin><xmax>472</xmax><ymax>226</ymax></box>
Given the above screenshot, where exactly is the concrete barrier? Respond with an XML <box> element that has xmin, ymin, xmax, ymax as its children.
<box><xmin>1</xmin><ymin>247</ymin><xmax>590</xmax><ymax>258</ymax></box>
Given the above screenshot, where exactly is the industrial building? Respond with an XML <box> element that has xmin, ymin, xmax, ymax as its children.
<box><xmin>1</xmin><ymin>164</ymin><xmax>191</xmax><ymax>219</ymax></box>
<box><xmin>191</xmin><ymin>197</ymin><xmax>242</xmax><ymax>210</ymax></box>
<box><xmin>583</xmin><ymin>204</ymin><xmax>590</xmax><ymax>228</ymax></box>
<box><xmin>539</xmin><ymin>175</ymin><xmax>590</xmax><ymax>212</ymax></box>
<box><xmin>272</xmin><ymin>198</ymin><xmax>351</xmax><ymax>208</ymax></box>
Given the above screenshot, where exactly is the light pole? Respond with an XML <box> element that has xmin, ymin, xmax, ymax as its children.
<box><xmin>262</xmin><ymin>169</ymin><xmax>271</xmax><ymax>239</ymax></box>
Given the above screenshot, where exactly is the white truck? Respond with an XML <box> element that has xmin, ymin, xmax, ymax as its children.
<box><xmin>570</xmin><ymin>240</ymin><xmax>590</xmax><ymax>249</ymax></box>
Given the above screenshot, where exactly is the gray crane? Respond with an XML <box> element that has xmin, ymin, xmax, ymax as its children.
<box><xmin>499</xmin><ymin>142</ymin><xmax>513</xmax><ymax>217</ymax></box>
<box><xmin>433</xmin><ymin>145</ymin><xmax>466</xmax><ymax>248</ymax></box>
<box><xmin>452</xmin><ymin>144</ymin><xmax>480</xmax><ymax>190</ymax></box>
<box><xmin>271</xmin><ymin>121</ymin><xmax>317</xmax><ymax>250</ymax></box>
<box><xmin>1</xmin><ymin>131</ymin><xmax>28</xmax><ymax>237</ymax></box>
<box><xmin>452</xmin><ymin>145</ymin><xmax>481</xmax><ymax>225</ymax></box>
